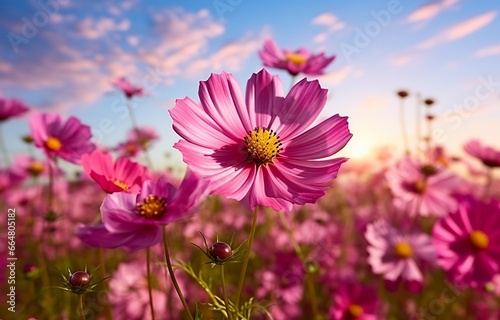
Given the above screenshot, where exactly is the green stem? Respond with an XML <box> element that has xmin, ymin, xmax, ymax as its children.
<box><xmin>278</xmin><ymin>211</ymin><xmax>319</xmax><ymax>319</ymax></box>
<box><xmin>162</xmin><ymin>227</ymin><xmax>193</xmax><ymax>320</ymax></box>
<box><xmin>47</xmin><ymin>155</ymin><xmax>55</xmax><ymax>210</ymax></box>
<box><xmin>126</xmin><ymin>100</ymin><xmax>154</xmax><ymax>169</ymax></box>
<box><xmin>220</xmin><ymin>265</ymin><xmax>233</xmax><ymax>320</ymax></box>
<box><xmin>399</xmin><ymin>98</ymin><xmax>410</xmax><ymax>156</ymax></box>
<box><xmin>289</xmin><ymin>75</ymin><xmax>297</xmax><ymax>91</ymax></box>
<box><xmin>146</xmin><ymin>247</ymin><xmax>156</xmax><ymax>320</ymax></box>
<box><xmin>99</xmin><ymin>249</ymin><xmax>113</xmax><ymax>320</ymax></box>
<box><xmin>79</xmin><ymin>294</ymin><xmax>86</xmax><ymax>320</ymax></box>
<box><xmin>415</xmin><ymin>93</ymin><xmax>422</xmax><ymax>158</ymax></box>
<box><xmin>0</xmin><ymin>124</ymin><xmax>10</xmax><ymax>166</ymax></box>
<box><xmin>235</xmin><ymin>206</ymin><xmax>259</xmax><ymax>308</ymax></box>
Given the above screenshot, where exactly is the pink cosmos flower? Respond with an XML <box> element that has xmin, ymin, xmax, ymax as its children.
<box><xmin>386</xmin><ymin>157</ymin><xmax>459</xmax><ymax>217</ymax></box>
<box><xmin>115</xmin><ymin>139</ymin><xmax>143</xmax><ymax>158</ymax></box>
<box><xmin>0</xmin><ymin>167</ymin><xmax>25</xmax><ymax>193</ymax></box>
<box><xmin>81</xmin><ymin>149</ymin><xmax>148</xmax><ymax>194</ymax></box>
<box><xmin>127</xmin><ymin>126</ymin><xmax>159</xmax><ymax>150</ymax></box>
<box><xmin>170</xmin><ymin>69</ymin><xmax>352</xmax><ymax>212</ymax></box>
<box><xmin>0</xmin><ymin>97</ymin><xmax>29</xmax><ymax>121</ymax></box>
<box><xmin>77</xmin><ymin>172</ymin><xmax>209</xmax><ymax>250</ymax></box>
<box><xmin>464</xmin><ymin>139</ymin><xmax>500</xmax><ymax>168</ymax></box>
<box><xmin>11</xmin><ymin>154</ymin><xmax>49</xmax><ymax>178</ymax></box>
<box><xmin>329</xmin><ymin>282</ymin><xmax>379</xmax><ymax>320</ymax></box>
<box><xmin>256</xmin><ymin>252</ymin><xmax>305</xmax><ymax>320</ymax></box>
<box><xmin>29</xmin><ymin>113</ymin><xmax>95</xmax><ymax>164</ymax></box>
<box><xmin>365</xmin><ymin>219</ymin><xmax>436</xmax><ymax>293</ymax></box>
<box><xmin>113</xmin><ymin>77</ymin><xmax>144</xmax><ymax>99</ymax></box>
<box><xmin>432</xmin><ymin>196</ymin><xmax>500</xmax><ymax>288</ymax></box>
<box><xmin>108</xmin><ymin>261</ymin><xmax>169</xmax><ymax>320</ymax></box>
<box><xmin>259</xmin><ymin>39</ymin><xmax>335</xmax><ymax>76</ymax></box>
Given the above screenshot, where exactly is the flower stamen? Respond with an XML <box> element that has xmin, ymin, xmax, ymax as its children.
<box><xmin>45</xmin><ymin>137</ymin><xmax>62</xmax><ymax>151</ymax></box>
<box><xmin>114</xmin><ymin>180</ymin><xmax>129</xmax><ymax>191</ymax></box>
<box><xmin>347</xmin><ymin>304</ymin><xmax>364</xmax><ymax>317</ymax></box>
<box><xmin>469</xmin><ymin>230</ymin><xmax>489</xmax><ymax>250</ymax></box>
<box><xmin>394</xmin><ymin>242</ymin><xmax>413</xmax><ymax>258</ymax></box>
<box><xmin>285</xmin><ymin>53</ymin><xmax>307</xmax><ymax>65</ymax></box>
<box><xmin>136</xmin><ymin>195</ymin><xmax>166</xmax><ymax>219</ymax></box>
<box><xmin>244</xmin><ymin>127</ymin><xmax>282</xmax><ymax>166</ymax></box>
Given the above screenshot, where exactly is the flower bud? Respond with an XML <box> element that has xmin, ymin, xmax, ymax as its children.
<box><xmin>209</xmin><ymin>242</ymin><xmax>233</xmax><ymax>261</ymax></box>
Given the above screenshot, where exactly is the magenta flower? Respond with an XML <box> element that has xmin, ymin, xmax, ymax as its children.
<box><xmin>0</xmin><ymin>97</ymin><xmax>29</xmax><ymax>121</ymax></box>
<box><xmin>432</xmin><ymin>196</ymin><xmax>500</xmax><ymax>288</ymax></box>
<box><xmin>365</xmin><ymin>219</ymin><xmax>436</xmax><ymax>293</ymax></box>
<box><xmin>170</xmin><ymin>69</ymin><xmax>352</xmax><ymax>212</ymax></box>
<box><xmin>464</xmin><ymin>139</ymin><xmax>500</xmax><ymax>168</ymax></box>
<box><xmin>81</xmin><ymin>149</ymin><xmax>149</xmax><ymax>194</ymax></box>
<box><xmin>259</xmin><ymin>39</ymin><xmax>335</xmax><ymax>76</ymax></box>
<box><xmin>330</xmin><ymin>282</ymin><xmax>379</xmax><ymax>320</ymax></box>
<box><xmin>127</xmin><ymin>126</ymin><xmax>159</xmax><ymax>150</ymax></box>
<box><xmin>11</xmin><ymin>154</ymin><xmax>50</xmax><ymax>178</ymax></box>
<box><xmin>77</xmin><ymin>172</ymin><xmax>209</xmax><ymax>250</ymax></box>
<box><xmin>386</xmin><ymin>157</ymin><xmax>459</xmax><ymax>217</ymax></box>
<box><xmin>113</xmin><ymin>77</ymin><xmax>144</xmax><ymax>99</ymax></box>
<box><xmin>0</xmin><ymin>167</ymin><xmax>25</xmax><ymax>193</ymax></box>
<box><xmin>115</xmin><ymin>140</ymin><xmax>142</xmax><ymax>158</ymax></box>
<box><xmin>109</xmin><ymin>261</ymin><xmax>169</xmax><ymax>320</ymax></box>
<box><xmin>29</xmin><ymin>113</ymin><xmax>95</xmax><ymax>164</ymax></box>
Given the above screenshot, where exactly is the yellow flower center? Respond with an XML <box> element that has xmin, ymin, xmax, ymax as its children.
<box><xmin>347</xmin><ymin>304</ymin><xmax>364</xmax><ymax>318</ymax></box>
<box><xmin>135</xmin><ymin>195</ymin><xmax>166</xmax><ymax>219</ymax></box>
<box><xmin>469</xmin><ymin>230</ymin><xmax>489</xmax><ymax>250</ymax></box>
<box><xmin>113</xmin><ymin>180</ymin><xmax>129</xmax><ymax>191</ymax></box>
<box><xmin>285</xmin><ymin>53</ymin><xmax>307</xmax><ymax>65</ymax></box>
<box><xmin>394</xmin><ymin>242</ymin><xmax>413</xmax><ymax>258</ymax></box>
<box><xmin>414</xmin><ymin>179</ymin><xmax>426</xmax><ymax>193</ymax></box>
<box><xmin>27</xmin><ymin>162</ymin><xmax>44</xmax><ymax>176</ymax></box>
<box><xmin>45</xmin><ymin>137</ymin><xmax>62</xmax><ymax>151</ymax></box>
<box><xmin>244</xmin><ymin>127</ymin><xmax>282</xmax><ymax>166</ymax></box>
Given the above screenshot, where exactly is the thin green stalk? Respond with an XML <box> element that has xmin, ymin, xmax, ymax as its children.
<box><xmin>235</xmin><ymin>206</ymin><xmax>259</xmax><ymax>308</ymax></box>
<box><xmin>399</xmin><ymin>98</ymin><xmax>410</xmax><ymax>155</ymax></box>
<box><xmin>126</xmin><ymin>100</ymin><xmax>154</xmax><ymax>169</ymax></box>
<box><xmin>146</xmin><ymin>247</ymin><xmax>156</xmax><ymax>320</ymax></box>
<box><xmin>220</xmin><ymin>265</ymin><xmax>233</xmax><ymax>320</ymax></box>
<box><xmin>47</xmin><ymin>155</ymin><xmax>55</xmax><ymax>210</ymax></box>
<box><xmin>0</xmin><ymin>124</ymin><xmax>10</xmax><ymax>166</ymax></box>
<box><xmin>415</xmin><ymin>93</ymin><xmax>422</xmax><ymax>158</ymax></box>
<box><xmin>79</xmin><ymin>294</ymin><xmax>86</xmax><ymax>320</ymax></box>
<box><xmin>278</xmin><ymin>211</ymin><xmax>319</xmax><ymax>319</ymax></box>
<box><xmin>162</xmin><ymin>227</ymin><xmax>193</xmax><ymax>320</ymax></box>
<box><xmin>99</xmin><ymin>249</ymin><xmax>113</xmax><ymax>320</ymax></box>
<box><xmin>289</xmin><ymin>75</ymin><xmax>297</xmax><ymax>91</ymax></box>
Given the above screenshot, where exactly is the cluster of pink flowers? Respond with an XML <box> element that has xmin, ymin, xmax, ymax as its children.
<box><xmin>2</xmin><ymin>39</ymin><xmax>500</xmax><ymax>320</ymax></box>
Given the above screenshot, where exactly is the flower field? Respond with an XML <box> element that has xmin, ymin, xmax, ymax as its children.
<box><xmin>1</xmin><ymin>2</ymin><xmax>500</xmax><ymax>319</ymax></box>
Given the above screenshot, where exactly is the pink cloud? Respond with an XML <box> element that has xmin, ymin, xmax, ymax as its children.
<box><xmin>444</xmin><ymin>11</ymin><xmax>497</xmax><ymax>40</ymax></box>
<box><xmin>475</xmin><ymin>44</ymin><xmax>500</xmax><ymax>57</ymax></box>
<box><xmin>77</xmin><ymin>17</ymin><xmax>131</xmax><ymax>39</ymax></box>
<box><xmin>388</xmin><ymin>54</ymin><xmax>418</xmax><ymax>66</ymax></box>
<box><xmin>406</xmin><ymin>0</ymin><xmax>458</xmax><ymax>24</ymax></box>
<box><xmin>185</xmin><ymin>31</ymin><xmax>266</xmax><ymax>76</ymax></box>
<box><xmin>319</xmin><ymin>66</ymin><xmax>353</xmax><ymax>86</ymax></box>
<box><xmin>417</xmin><ymin>11</ymin><xmax>497</xmax><ymax>49</ymax></box>
<box><xmin>311</xmin><ymin>12</ymin><xmax>345</xmax><ymax>44</ymax></box>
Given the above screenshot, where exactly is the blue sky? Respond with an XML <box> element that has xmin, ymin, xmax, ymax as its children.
<box><xmin>1</xmin><ymin>0</ymin><xmax>499</xmax><ymax>170</ymax></box>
